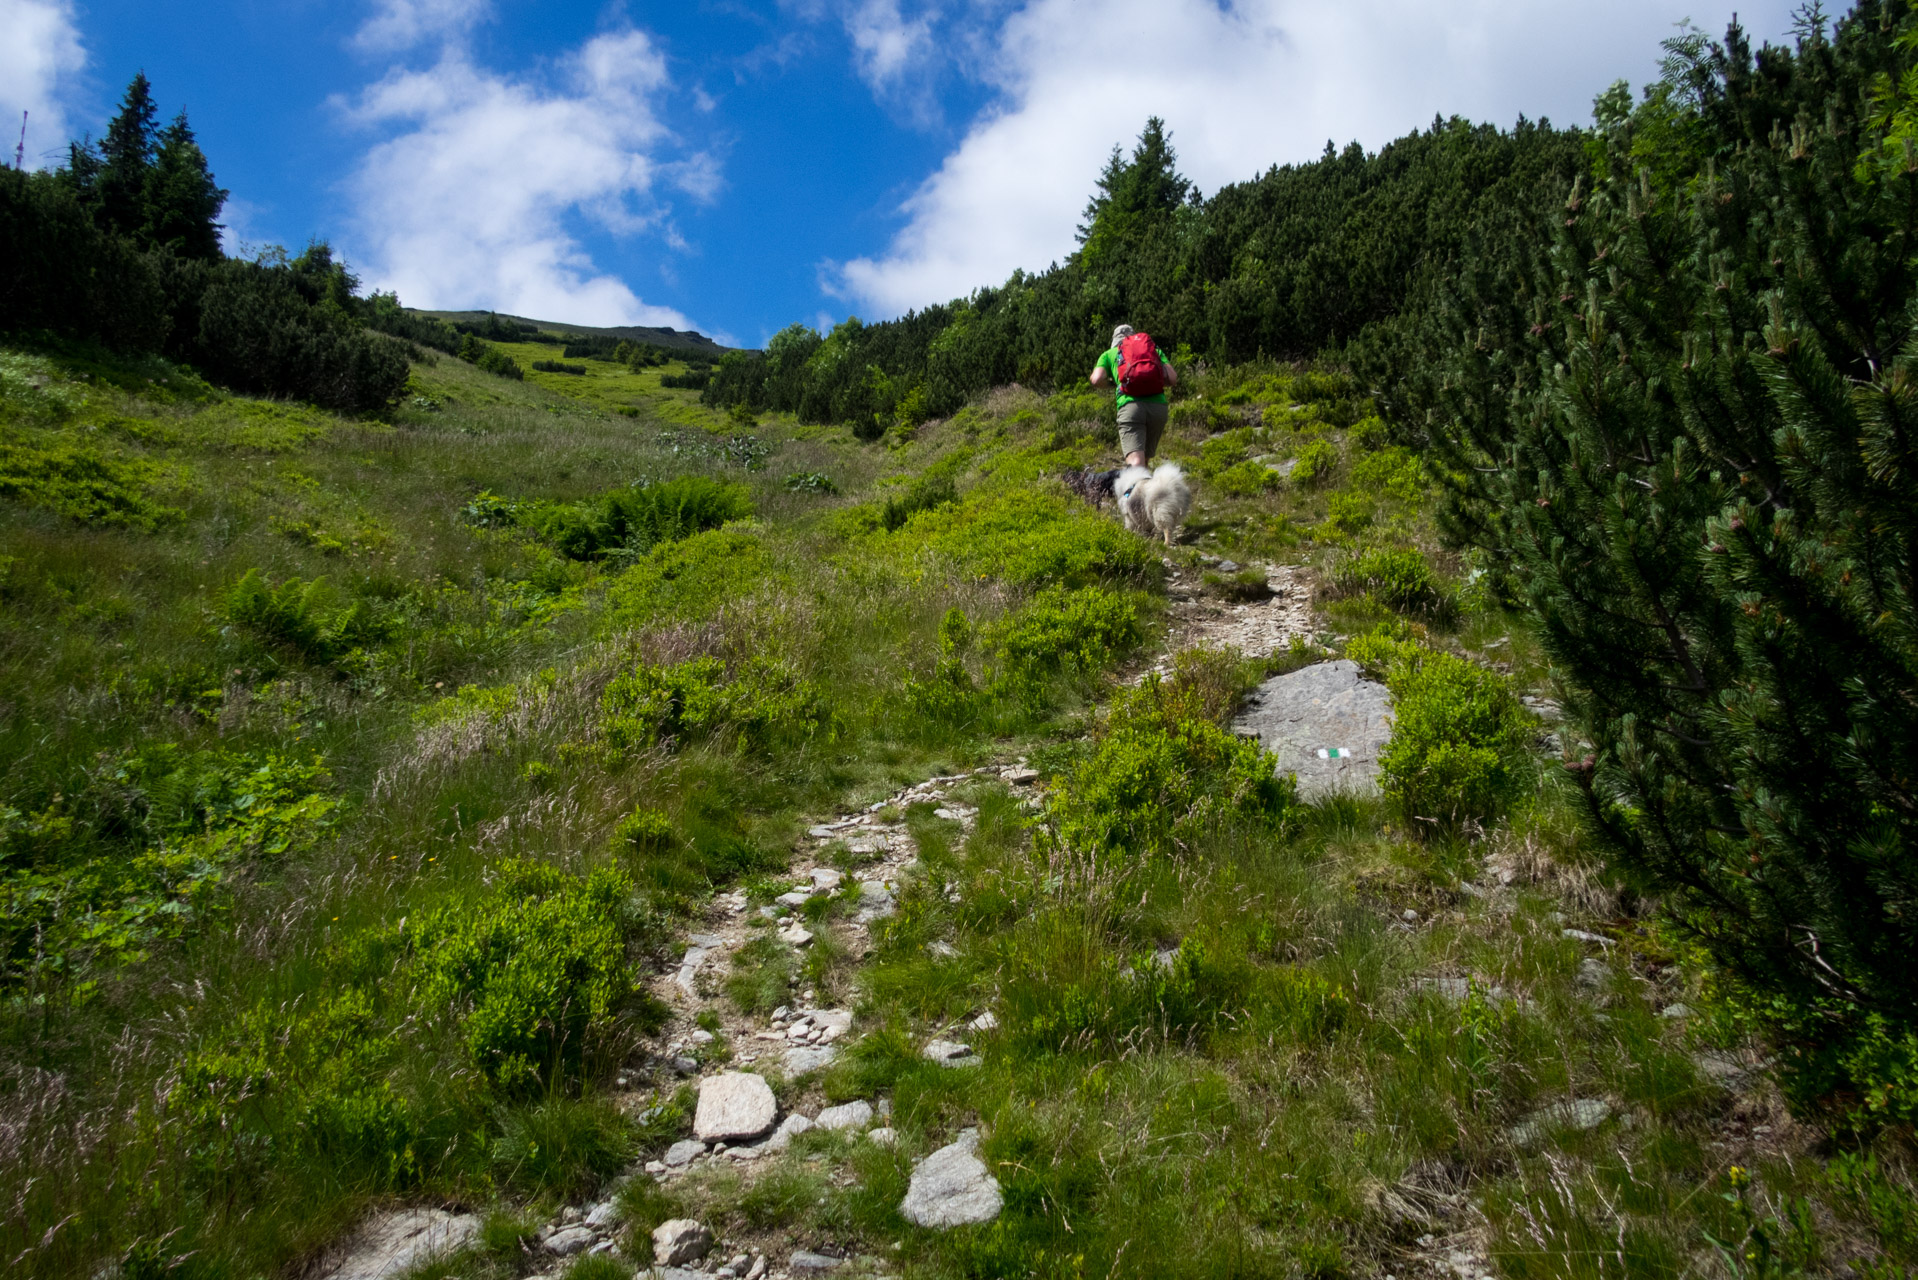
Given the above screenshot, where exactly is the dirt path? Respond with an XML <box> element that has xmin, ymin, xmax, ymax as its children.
<box><xmin>325</xmin><ymin>551</ymin><xmax>1323</xmax><ymax>1280</ymax></box>
<box><xmin>1145</xmin><ymin>558</ymin><xmax>1315</xmax><ymax>678</ymax></box>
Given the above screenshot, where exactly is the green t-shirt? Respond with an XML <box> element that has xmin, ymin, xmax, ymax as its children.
<box><xmin>1096</xmin><ymin>345</ymin><xmax>1170</xmax><ymax>407</ymax></box>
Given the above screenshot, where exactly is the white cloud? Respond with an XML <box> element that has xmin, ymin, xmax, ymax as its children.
<box><xmin>833</xmin><ymin>0</ymin><xmax>1800</xmax><ymax>317</ymax></box>
<box><xmin>0</xmin><ymin>0</ymin><xmax>85</xmax><ymax>169</ymax></box>
<box><xmin>353</xmin><ymin>0</ymin><xmax>491</xmax><ymax>53</ymax></box>
<box><xmin>342</xmin><ymin>28</ymin><xmax>706</xmax><ymax>329</ymax></box>
<box><xmin>845</xmin><ymin>0</ymin><xmax>936</xmax><ymax>90</ymax></box>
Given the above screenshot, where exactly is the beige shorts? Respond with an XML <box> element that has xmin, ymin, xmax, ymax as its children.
<box><xmin>1117</xmin><ymin>400</ymin><xmax>1169</xmax><ymax>459</ymax></box>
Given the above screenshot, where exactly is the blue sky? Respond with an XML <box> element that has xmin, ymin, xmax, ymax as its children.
<box><xmin>6</xmin><ymin>0</ymin><xmax>1801</xmax><ymax>348</ymax></box>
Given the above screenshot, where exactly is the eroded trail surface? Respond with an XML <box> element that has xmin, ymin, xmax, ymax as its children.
<box><xmin>323</xmin><ymin>554</ymin><xmax>1331</xmax><ymax>1280</ymax></box>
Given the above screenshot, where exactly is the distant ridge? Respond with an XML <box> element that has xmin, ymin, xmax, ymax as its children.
<box><xmin>409</xmin><ymin>309</ymin><xmax>740</xmax><ymax>355</ymax></box>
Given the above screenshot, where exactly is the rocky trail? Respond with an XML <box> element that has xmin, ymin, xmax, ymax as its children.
<box><xmin>316</xmin><ymin>550</ymin><xmax>1749</xmax><ymax>1280</ymax></box>
<box><xmin>314</xmin><ymin>549</ymin><xmax>1327</xmax><ymax>1280</ymax></box>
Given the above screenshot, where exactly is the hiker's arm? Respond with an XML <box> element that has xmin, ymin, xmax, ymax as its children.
<box><xmin>1089</xmin><ymin>365</ymin><xmax>1111</xmax><ymax>388</ymax></box>
<box><xmin>1163</xmin><ymin>362</ymin><xmax>1179</xmax><ymax>387</ymax></box>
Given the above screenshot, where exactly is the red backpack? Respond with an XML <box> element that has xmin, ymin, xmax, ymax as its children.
<box><xmin>1117</xmin><ymin>331</ymin><xmax>1166</xmax><ymax>397</ymax></box>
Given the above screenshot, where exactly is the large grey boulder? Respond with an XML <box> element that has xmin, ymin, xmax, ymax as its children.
<box><xmin>1232</xmin><ymin>659</ymin><xmax>1393</xmax><ymax>799</ymax></box>
<box><xmin>901</xmin><ymin>1128</ymin><xmax>1003</xmax><ymax>1228</ymax></box>
<box><xmin>322</xmin><ymin>1209</ymin><xmax>481</xmax><ymax>1280</ymax></box>
<box><xmin>694</xmin><ymin>1072</ymin><xmax>778</xmax><ymax>1142</ymax></box>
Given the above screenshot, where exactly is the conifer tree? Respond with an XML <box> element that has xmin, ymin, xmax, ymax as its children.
<box><xmin>1379</xmin><ymin>1</ymin><xmax>1918</xmax><ymax>1118</ymax></box>
<box><xmin>95</xmin><ymin>72</ymin><xmax>158</xmax><ymax>240</ymax></box>
<box><xmin>143</xmin><ymin>112</ymin><xmax>226</xmax><ymax>260</ymax></box>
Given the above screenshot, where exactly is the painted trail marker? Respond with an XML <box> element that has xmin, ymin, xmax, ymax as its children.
<box><xmin>1317</xmin><ymin>748</ymin><xmax>1354</xmax><ymax>760</ymax></box>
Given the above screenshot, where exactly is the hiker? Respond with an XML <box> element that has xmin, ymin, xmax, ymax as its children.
<box><xmin>1089</xmin><ymin>324</ymin><xmax>1177</xmax><ymax>467</ymax></box>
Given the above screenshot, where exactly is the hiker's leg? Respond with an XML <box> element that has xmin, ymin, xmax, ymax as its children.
<box><xmin>1141</xmin><ymin>401</ymin><xmax>1170</xmax><ymax>463</ymax></box>
<box><xmin>1117</xmin><ymin>401</ymin><xmax>1149</xmax><ymax>467</ymax></box>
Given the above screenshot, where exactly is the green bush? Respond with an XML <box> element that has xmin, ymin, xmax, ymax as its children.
<box><xmin>986</xmin><ymin>584</ymin><xmax>1145</xmax><ymax>701</ymax></box>
<box><xmin>522</xmin><ymin>475</ymin><xmax>751</xmax><ymax>561</ymax></box>
<box><xmin>1048</xmin><ymin>670</ymin><xmax>1296</xmax><ymax>857</ymax></box>
<box><xmin>605</xmin><ymin>528</ymin><xmax>776</xmax><ymax>626</ymax></box>
<box><xmin>1328</xmin><ymin>546</ymin><xmax>1453</xmax><ymax>618</ymax></box>
<box><xmin>403</xmin><ymin>860</ymin><xmax>650</xmax><ymax>1091</ymax></box>
<box><xmin>614</xmin><ymin>806</ymin><xmax>676</xmax><ymax>855</ymax></box>
<box><xmin>1377</xmin><ymin>649</ymin><xmax>1527</xmax><ymax>831</ymax></box>
<box><xmin>898</xmin><ymin>487</ymin><xmax>1160</xmax><ymax>589</ymax></box>
<box><xmin>169</xmin><ymin>256</ymin><xmax>412</xmax><ymax>412</ymax></box>
<box><xmin>0</xmin><ymin>437</ymin><xmax>179</xmax><ymax>528</ymax></box>
<box><xmin>457</xmin><ymin>334</ymin><xmax>523</xmax><ymax>380</ymax></box>
<box><xmin>1290</xmin><ymin>437</ymin><xmax>1338</xmax><ymax>487</ymax></box>
<box><xmin>531</xmin><ymin>360</ymin><xmax>586</xmax><ymax>375</ymax></box>
<box><xmin>879</xmin><ymin>472</ymin><xmax>957</xmax><ymax>530</ymax></box>
<box><xmin>601</xmin><ymin>655</ymin><xmax>832</xmax><ymax>755</ymax></box>
<box><xmin>1213</xmin><ymin>459</ymin><xmax>1280</xmax><ymax>497</ymax></box>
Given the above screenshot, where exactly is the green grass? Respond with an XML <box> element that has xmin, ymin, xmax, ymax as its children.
<box><xmin>4</xmin><ymin>338</ymin><xmax>1914</xmax><ymax>1280</ymax></box>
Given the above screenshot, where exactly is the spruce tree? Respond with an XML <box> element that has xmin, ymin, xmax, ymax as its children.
<box><xmin>143</xmin><ymin>112</ymin><xmax>225</xmax><ymax>260</ymax></box>
<box><xmin>96</xmin><ymin>72</ymin><xmax>158</xmax><ymax>240</ymax></box>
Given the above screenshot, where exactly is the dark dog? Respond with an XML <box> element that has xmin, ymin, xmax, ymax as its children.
<box><xmin>1061</xmin><ymin>465</ymin><xmax>1118</xmax><ymax>508</ymax></box>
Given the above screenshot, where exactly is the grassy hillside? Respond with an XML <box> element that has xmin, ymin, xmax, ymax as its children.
<box><xmin>412</xmin><ymin>311</ymin><xmax>733</xmax><ymax>356</ymax></box>
<box><xmin>3</xmin><ymin>335</ymin><xmax>1916</xmax><ymax>1280</ymax></box>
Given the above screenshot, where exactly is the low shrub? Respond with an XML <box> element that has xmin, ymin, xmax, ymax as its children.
<box><xmin>604</xmin><ymin>528</ymin><xmax>777</xmax><ymax>627</ymax></box>
<box><xmin>521</xmin><ymin>475</ymin><xmax>752</xmax><ymax>562</ymax></box>
<box><xmin>601</xmin><ymin>655</ymin><xmax>833</xmax><ymax>755</ymax></box>
<box><xmin>614</xmin><ymin>806</ymin><xmax>676</xmax><ymax>856</ymax></box>
<box><xmin>1048</xmin><ymin>668</ymin><xmax>1296</xmax><ymax>858</ymax></box>
<box><xmin>985</xmin><ymin>584</ymin><xmax>1146</xmax><ymax>707</ymax></box>
<box><xmin>532</xmin><ymin>360</ymin><xmax>587</xmax><ymax>375</ymax></box>
<box><xmin>1377</xmin><ymin>648</ymin><xmax>1527</xmax><ymax>832</ymax></box>
<box><xmin>880</xmin><ymin>472</ymin><xmax>957</xmax><ymax>530</ymax></box>
<box><xmin>402</xmin><ymin>860</ymin><xmax>654</xmax><ymax>1091</ymax></box>
<box><xmin>1290</xmin><ymin>437</ymin><xmax>1338</xmax><ymax>487</ymax></box>
<box><xmin>898</xmin><ymin>487</ymin><xmax>1160</xmax><ymax>589</ymax></box>
<box><xmin>457</xmin><ymin>334</ymin><xmax>524</xmax><ymax>380</ymax></box>
<box><xmin>0</xmin><ymin>437</ymin><xmax>180</xmax><ymax>528</ymax></box>
<box><xmin>1214</xmin><ymin>459</ymin><xmax>1280</xmax><ymax>497</ymax></box>
<box><xmin>1328</xmin><ymin>546</ymin><xmax>1453</xmax><ymax>619</ymax></box>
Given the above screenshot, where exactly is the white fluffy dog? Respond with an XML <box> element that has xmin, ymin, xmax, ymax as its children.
<box><xmin>1116</xmin><ymin>462</ymin><xmax>1192</xmax><ymax>546</ymax></box>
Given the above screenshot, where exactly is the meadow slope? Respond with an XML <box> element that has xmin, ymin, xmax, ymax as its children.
<box><xmin>2</xmin><ymin>337</ymin><xmax>1915</xmax><ymax>1280</ymax></box>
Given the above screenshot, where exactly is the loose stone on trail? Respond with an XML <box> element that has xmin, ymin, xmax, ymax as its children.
<box><xmin>321</xmin><ymin>1208</ymin><xmax>481</xmax><ymax>1280</ymax></box>
<box><xmin>694</xmin><ymin>1072</ymin><xmax>778</xmax><ymax>1142</ymax></box>
<box><xmin>1232</xmin><ymin>660</ymin><xmax>1393</xmax><ymax>799</ymax></box>
<box><xmin>901</xmin><ymin>1128</ymin><xmax>1004</xmax><ymax>1228</ymax></box>
<box><xmin>922</xmin><ymin>1039</ymin><xmax>978</xmax><ymax>1066</ymax></box>
<box><xmin>1507</xmin><ymin>1098</ymin><xmax>1612</xmax><ymax>1145</ymax></box>
<box><xmin>785</xmin><ymin>1044</ymin><xmax>839</xmax><ymax>1074</ymax></box>
<box><xmin>653</xmin><ymin>1219</ymin><xmax>714</xmax><ymax>1266</ymax></box>
<box><xmin>815</xmin><ymin>1100</ymin><xmax>873</xmax><ymax>1131</ymax></box>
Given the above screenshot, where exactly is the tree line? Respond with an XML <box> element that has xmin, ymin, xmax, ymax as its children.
<box><xmin>0</xmin><ymin>73</ymin><xmax>531</xmax><ymax>412</ymax></box>
<box><xmin>701</xmin><ymin>114</ymin><xmax>1588</xmax><ymax>432</ymax></box>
